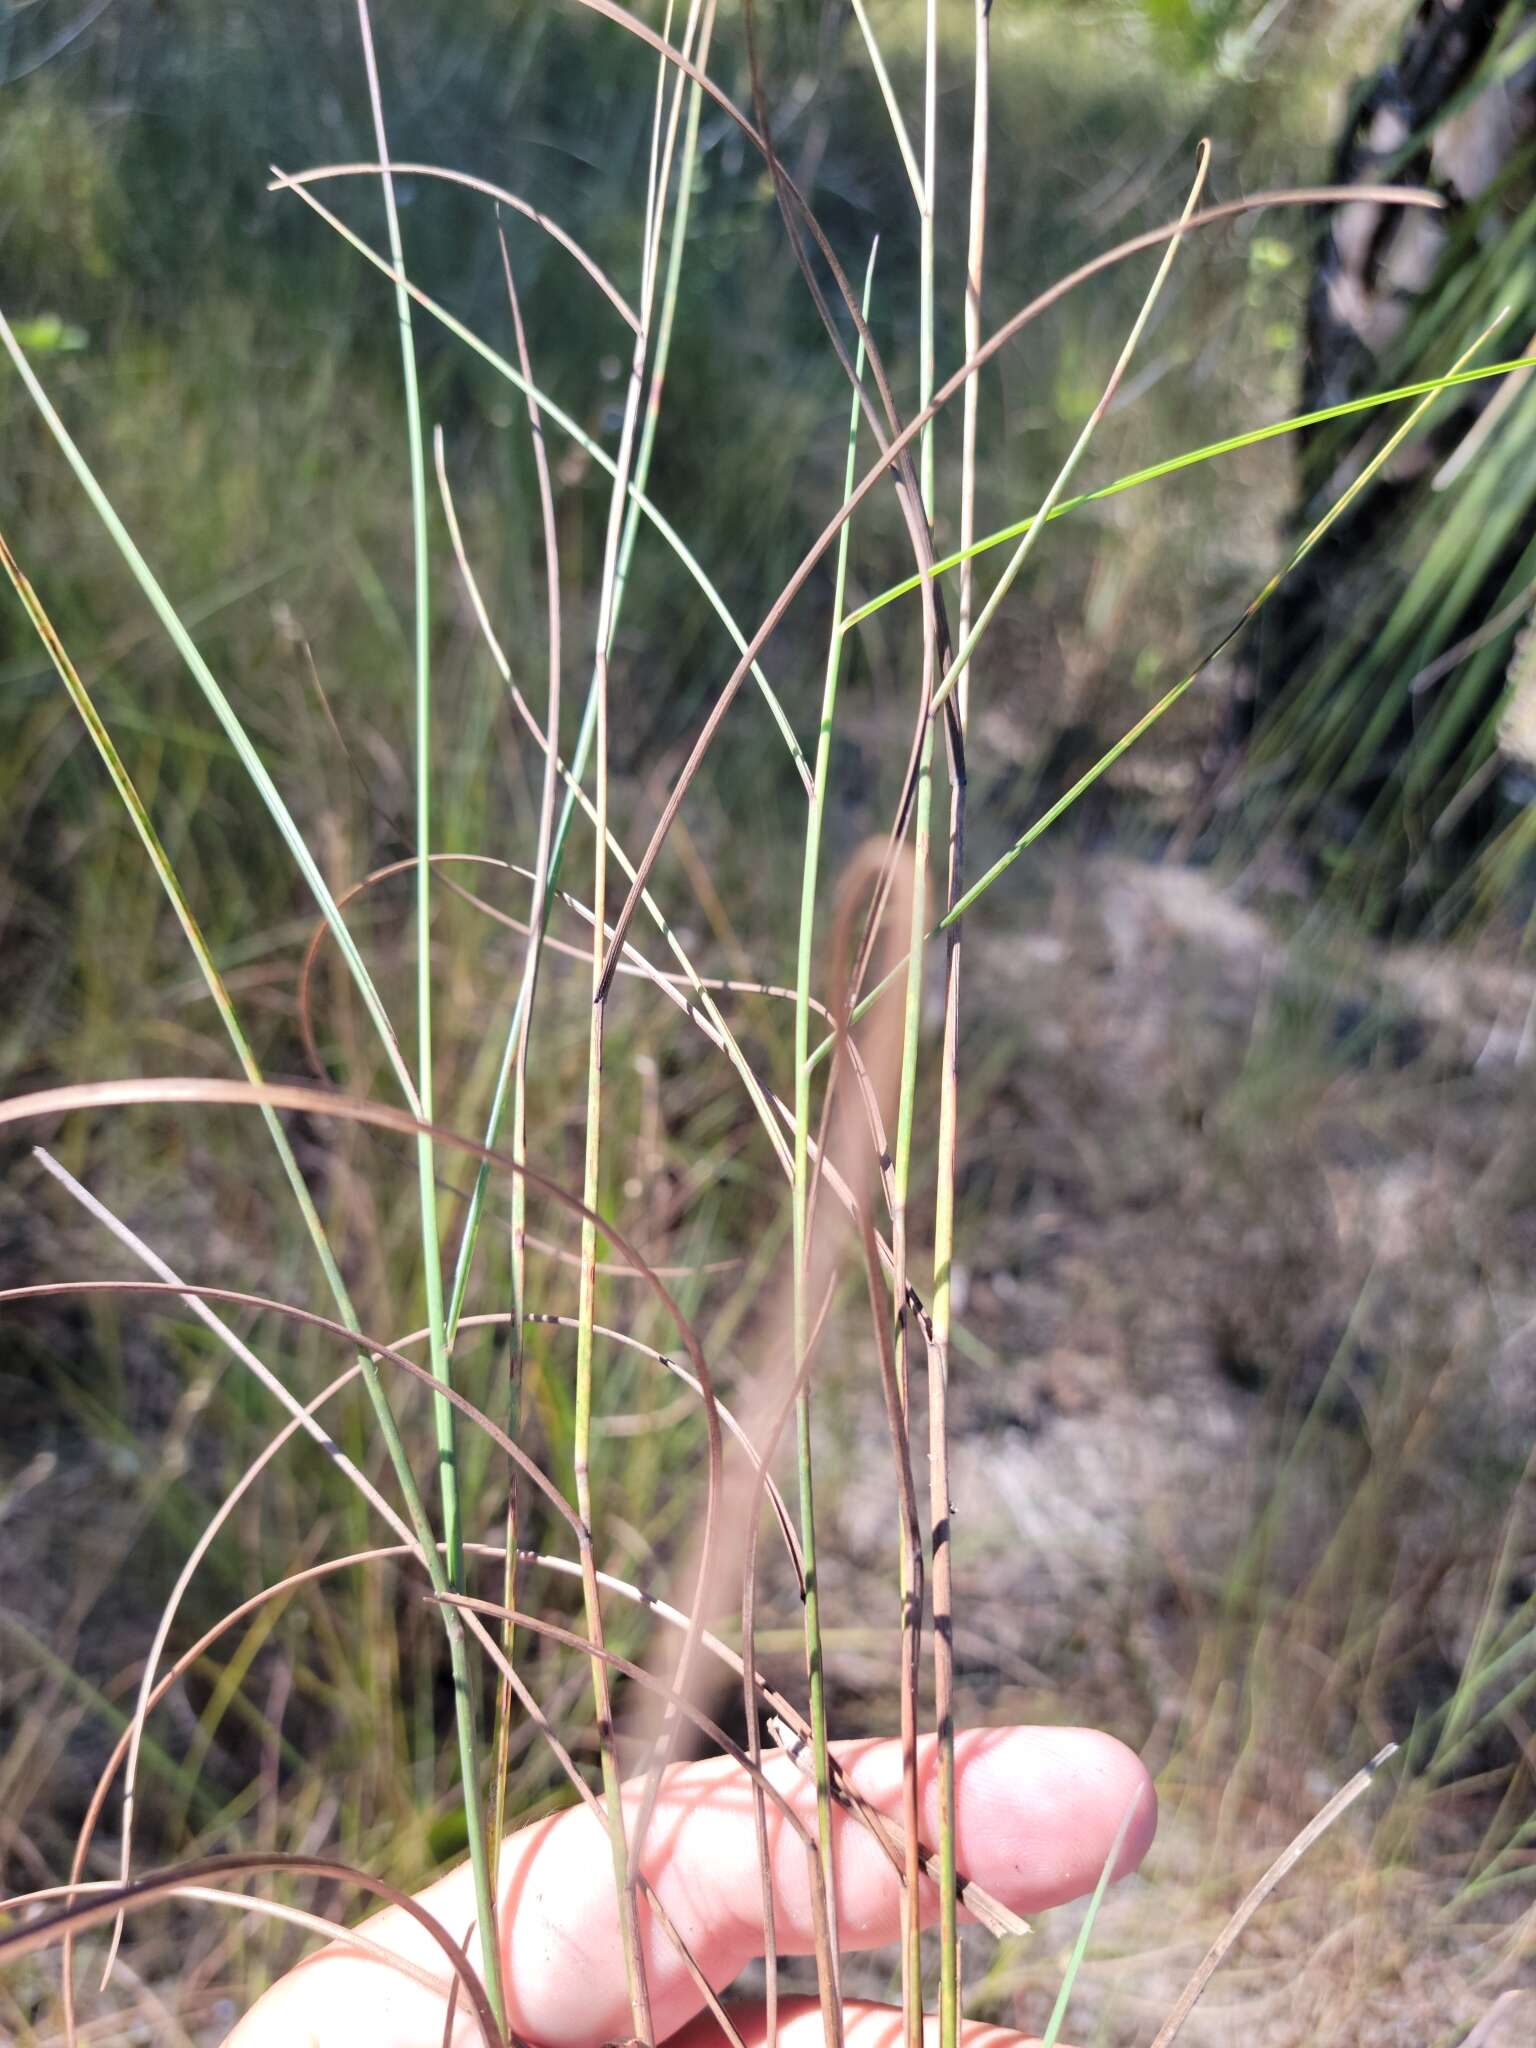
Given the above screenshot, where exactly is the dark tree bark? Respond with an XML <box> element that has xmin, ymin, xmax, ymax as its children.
<box><xmin>1229</xmin><ymin>0</ymin><xmax>1536</xmax><ymax>925</ymax></box>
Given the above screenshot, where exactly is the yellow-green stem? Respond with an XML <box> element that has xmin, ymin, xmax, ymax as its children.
<box><xmin>791</xmin><ymin>237</ymin><xmax>879</xmax><ymax>2017</ymax></box>
<box><xmin>355</xmin><ymin>6</ymin><xmax>501</xmax><ymax>2024</ymax></box>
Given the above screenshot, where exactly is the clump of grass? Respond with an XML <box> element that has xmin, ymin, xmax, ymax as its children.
<box><xmin>1</xmin><ymin>6</ymin><xmax>1532</xmax><ymax>2047</ymax></box>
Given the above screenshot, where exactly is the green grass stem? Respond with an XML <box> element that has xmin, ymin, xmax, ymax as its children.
<box><xmin>791</xmin><ymin>235</ymin><xmax>879</xmax><ymax>2015</ymax></box>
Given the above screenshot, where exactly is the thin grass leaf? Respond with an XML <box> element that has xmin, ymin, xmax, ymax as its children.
<box><xmin>32</xmin><ymin>1148</ymin><xmax>414</xmax><ymax>1922</ymax></box>
<box><xmin>841</xmin><ymin>354</ymin><xmax>1536</xmax><ymax>632</ymax></box>
<box><xmin>1147</xmin><ymin>1745</ymin><xmax>1399</xmax><ymax>2048</ymax></box>
<box><xmin>930</xmin><ymin>139</ymin><xmax>1211</xmax><ymax>716</ymax></box>
<box><xmin>476</xmin><ymin>220</ymin><xmax>562</xmax><ymax>1892</ymax></box>
<box><xmin>848</xmin><ymin>0</ymin><xmax>922</xmax><ymax>204</ymax></box>
<box><xmin>353</xmin><ymin>10</ymin><xmax>502</xmax><ymax>2020</ymax></box>
<box><xmin>929</xmin><ymin>10</ymin><xmax>993</xmax><ymax>2038</ymax></box>
<box><xmin>0</xmin><ymin>1854</ymin><xmax>501</xmax><ymax>2048</ymax></box>
<box><xmin>563</xmin><ymin>16</ymin><xmax>682</xmax><ymax>2035</ymax></box>
<box><xmin>0</xmin><ymin>311</ymin><xmax>419</xmax><ymax>1113</ymax></box>
<box><xmin>1039</xmin><ymin>1793</ymin><xmax>1146</xmax><ymax>2048</ymax></box>
<box><xmin>790</xmin><ymin>236</ymin><xmax>880</xmax><ymax>2027</ymax></box>
<box><xmin>275</xmin><ymin>160</ymin><xmax>641</xmax><ymax>328</ymax></box>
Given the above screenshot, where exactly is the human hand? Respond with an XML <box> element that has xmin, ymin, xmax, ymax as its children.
<box><xmin>227</xmin><ymin>1727</ymin><xmax>1155</xmax><ymax>2048</ymax></box>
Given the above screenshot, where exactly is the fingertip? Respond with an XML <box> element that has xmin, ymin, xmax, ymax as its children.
<box><xmin>950</xmin><ymin>1724</ymin><xmax>1156</xmax><ymax>1911</ymax></box>
<box><xmin>1092</xmin><ymin>1728</ymin><xmax>1159</xmax><ymax>1877</ymax></box>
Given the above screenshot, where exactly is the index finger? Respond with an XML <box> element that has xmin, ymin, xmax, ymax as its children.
<box><xmin>228</xmin><ymin>1725</ymin><xmax>1155</xmax><ymax>2048</ymax></box>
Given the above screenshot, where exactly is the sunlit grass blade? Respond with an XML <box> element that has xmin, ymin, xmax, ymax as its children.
<box><xmin>842</xmin><ymin>353</ymin><xmax>1536</xmax><ymax>632</ymax></box>
<box><xmin>848</xmin><ymin>0</ymin><xmax>922</xmax><ymax>204</ymax></box>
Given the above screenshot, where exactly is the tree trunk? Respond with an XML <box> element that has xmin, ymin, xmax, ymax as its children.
<box><xmin>1229</xmin><ymin>0</ymin><xmax>1536</xmax><ymax>928</ymax></box>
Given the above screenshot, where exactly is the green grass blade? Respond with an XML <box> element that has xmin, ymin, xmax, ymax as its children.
<box><xmin>0</xmin><ymin>309</ymin><xmax>419</xmax><ymax>1116</ymax></box>
<box><xmin>946</xmin><ymin>319</ymin><xmax>1507</xmax><ymax>924</ymax></box>
<box><xmin>1040</xmin><ymin>1798</ymin><xmax>1143</xmax><ymax>2048</ymax></box>
<box><xmin>843</xmin><ymin>353</ymin><xmax>1536</xmax><ymax>634</ymax></box>
<box><xmin>354</xmin><ymin>4</ymin><xmax>502</xmax><ymax>2029</ymax></box>
<box><xmin>792</xmin><ymin>233</ymin><xmax>879</xmax><ymax>2024</ymax></box>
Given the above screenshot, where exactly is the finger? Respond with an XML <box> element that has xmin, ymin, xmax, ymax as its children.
<box><xmin>503</xmin><ymin>1726</ymin><xmax>1154</xmax><ymax>2046</ymax></box>
<box><xmin>670</xmin><ymin>1996</ymin><xmax>1055</xmax><ymax>2048</ymax></box>
<box><xmin>227</xmin><ymin>1726</ymin><xmax>1155</xmax><ymax>2048</ymax></box>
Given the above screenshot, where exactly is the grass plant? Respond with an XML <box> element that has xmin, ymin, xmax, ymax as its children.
<box><xmin>2</xmin><ymin>7</ymin><xmax>1534</xmax><ymax>2048</ymax></box>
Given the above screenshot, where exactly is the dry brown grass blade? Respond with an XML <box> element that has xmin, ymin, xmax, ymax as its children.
<box><xmin>296</xmin><ymin>850</ymin><xmax>691</xmax><ymax>1082</ymax></box>
<box><xmin>50</xmin><ymin>1356</ymin><xmax>356</xmax><ymax>2038</ymax></box>
<box><xmin>826</xmin><ymin>841</ymin><xmax>923</xmax><ymax>2026</ymax></box>
<box><xmin>740</xmin><ymin>0</ymin><xmax>947</xmax><ymax>658</ymax></box>
<box><xmin>6</xmin><ymin>1878</ymin><xmax>453</xmax><ymax>2001</ymax></box>
<box><xmin>286</xmin><ymin>855</ymin><xmax>913</xmax><ymax>2024</ymax></box>
<box><xmin>859</xmin><ymin>1182</ymin><xmax>925</xmax><ymax>2010</ymax></box>
<box><xmin>595</xmin><ymin>846</ymin><xmax>914</xmax><ymax>2039</ymax></box>
<box><xmin>0</xmin><ymin>1530</ymin><xmax>832</xmax><ymax>2048</ymax></box>
<box><xmin>736</xmin><ymin>1270</ymin><xmax>838</xmax><ymax>2048</ymax></box>
<box><xmin>579</xmin><ymin>2</ymin><xmax>945</xmax><ymax>1084</ymax></box>
<box><xmin>746</xmin><ymin>3</ymin><xmax>950</xmax><ymax>1235</ymax></box>
<box><xmin>53</xmin><ymin>1266</ymin><xmax>794</xmax><ymax>2023</ymax></box>
<box><xmin>0</xmin><ymin>1270</ymin><xmax>594</xmax><ymax>1538</ymax></box>
<box><xmin>58</xmin><ymin>1365</ymin><xmax>363</xmax><ymax>2031</ymax></box>
<box><xmin>591</xmin><ymin>180</ymin><xmax>1441</xmax><ymax>1002</ymax></box>
<box><xmin>0</xmin><ymin>1854</ymin><xmax>503</xmax><ymax>2048</ymax></box>
<box><xmin>28</xmin><ymin>1145</ymin><xmax>434</xmax><ymax>2006</ymax></box>
<box><xmin>59</xmin><ymin>1529</ymin><xmax>830</xmax><ymax>1916</ymax></box>
<box><xmin>432</xmin><ymin>1562</ymin><xmax>754</xmax><ymax>2048</ymax></box>
<box><xmin>572</xmin><ymin>0</ymin><xmax>906</xmax><ymax>456</ymax></box>
<box><xmin>409</xmin><ymin>1595</ymin><xmax>798</xmax><ymax>2048</ymax></box>
<box><xmin>297</xmin><ymin>837</ymin><xmax>897</xmax><ymax>1241</ymax></box>
<box><xmin>1147</xmin><ymin>1743</ymin><xmax>1400</xmax><ymax>2048</ymax></box>
<box><xmin>268</xmin><ymin>160</ymin><xmax>639</xmax><ymax>329</ymax></box>
<box><xmin>523</xmin><ymin>1234</ymin><xmax>741</xmax><ymax>1281</ymax></box>
<box><xmin>637</xmin><ymin>1882</ymin><xmax>750</xmax><ymax>2048</ymax></box>
<box><xmin>0</xmin><ymin>1077</ymin><xmax>724</xmax><ymax>1583</ymax></box>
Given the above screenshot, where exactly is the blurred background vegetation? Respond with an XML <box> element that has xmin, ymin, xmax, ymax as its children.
<box><xmin>4</xmin><ymin>3</ymin><xmax>1536</xmax><ymax>2043</ymax></box>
